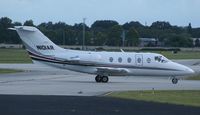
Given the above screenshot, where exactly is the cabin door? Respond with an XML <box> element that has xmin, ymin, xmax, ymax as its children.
<box><xmin>135</xmin><ymin>54</ymin><xmax>143</xmax><ymax>66</ymax></box>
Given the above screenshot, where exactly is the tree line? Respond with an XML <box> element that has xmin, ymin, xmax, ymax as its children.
<box><xmin>0</xmin><ymin>17</ymin><xmax>200</xmax><ymax>47</ymax></box>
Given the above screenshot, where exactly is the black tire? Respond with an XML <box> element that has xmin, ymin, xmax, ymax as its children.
<box><xmin>95</xmin><ymin>75</ymin><xmax>102</xmax><ymax>83</ymax></box>
<box><xmin>172</xmin><ymin>78</ymin><xmax>178</xmax><ymax>84</ymax></box>
<box><xmin>102</xmin><ymin>76</ymin><xmax>109</xmax><ymax>83</ymax></box>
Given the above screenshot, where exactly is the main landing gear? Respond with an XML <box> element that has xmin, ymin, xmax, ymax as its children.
<box><xmin>172</xmin><ymin>77</ymin><xmax>178</xmax><ymax>84</ymax></box>
<box><xmin>95</xmin><ymin>75</ymin><xmax>109</xmax><ymax>83</ymax></box>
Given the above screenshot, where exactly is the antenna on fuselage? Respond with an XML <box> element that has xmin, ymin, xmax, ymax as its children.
<box><xmin>120</xmin><ymin>49</ymin><xmax>125</xmax><ymax>52</ymax></box>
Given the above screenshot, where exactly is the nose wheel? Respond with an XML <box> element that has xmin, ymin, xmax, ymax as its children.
<box><xmin>172</xmin><ymin>77</ymin><xmax>178</xmax><ymax>84</ymax></box>
<box><xmin>95</xmin><ymin>75</ymin><xmax>109</xmax><ymax>83</ymax></box>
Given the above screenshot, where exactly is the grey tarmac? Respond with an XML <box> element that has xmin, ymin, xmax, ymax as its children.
<box><xmin>0</xmin><ymin>59</ymin><xmax>200</xmax><ymax>96</ymax></box>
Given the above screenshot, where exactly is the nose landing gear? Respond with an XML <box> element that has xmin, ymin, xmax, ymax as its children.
<box><xmin>95</xmin><ymin>75</ymin><xmax>109</xmax><ymax>83</ymax></box>
<box><xmin>172</xmin><ymin>77</ymin><xmax>178</xmax><ymax>84</ymax></box>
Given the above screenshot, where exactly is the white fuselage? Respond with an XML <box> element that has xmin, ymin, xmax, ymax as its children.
<box><xmin>32</xmin><ymin>49</ymin><xmax>194</xmax><ymax>77</ymax></box>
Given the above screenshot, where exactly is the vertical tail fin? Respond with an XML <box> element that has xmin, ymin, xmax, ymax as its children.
<box><xmin>10</xmin><ymin>26</ymin><xmax>65</xmax><ymax>56</ymax></box>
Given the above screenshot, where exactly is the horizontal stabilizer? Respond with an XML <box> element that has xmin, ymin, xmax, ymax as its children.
<box><xmin>15</xmin><ymin>26</ymin><xmax>37</xmax><ymax>32</ymax></box>
<box><xmin>9</xmin><ymin>26</ymin><xmax>37</xmax><ymax>32</ymax></box>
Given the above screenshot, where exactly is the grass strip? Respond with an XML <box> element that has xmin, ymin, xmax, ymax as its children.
<box><xmin>0</xmin><ymin>69</ymin><xmax>22</xmax><ymax>74</ymax></box>
<box><xmin>109</xmin><ymin>90</ymin><xmax>200</xmax><ymax>107</ymax></box>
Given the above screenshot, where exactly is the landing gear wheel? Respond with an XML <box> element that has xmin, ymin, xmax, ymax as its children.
<box><xmin>102</xmin><ymin>76</ymin><xmax>109</xmax><ymax>83</ymax></box>
<box><xmin>172</xmin><ymin>78</ymin><xmax>178</xmax><ymax>84</ymax></box>
<box><xmin>95</xmin><ymin>75</ymin><xmax>102</xmax><ymax>83</ymax></box>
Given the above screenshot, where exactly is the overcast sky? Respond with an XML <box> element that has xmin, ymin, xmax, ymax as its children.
<box><xmin>0</xmin><ymin>0</ymin><xmax>199</xmax><ymax>27</ymax></box>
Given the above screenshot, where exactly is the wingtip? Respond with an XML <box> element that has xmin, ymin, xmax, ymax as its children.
<box><xmin>8</xmin><ymin>27</ymin><xmax>16</xmax><ymax>31</ymax></box>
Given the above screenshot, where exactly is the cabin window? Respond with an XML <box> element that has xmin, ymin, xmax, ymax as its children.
<box><xmin>127</xmin><ymin>57</ymin><xmax>132</xmax><ymax>63</ymax></box>
<box><xmin>118</xmin><ymin>57</ymin><xmax>122</xmax><ymax>63</ymax></box>
<box><xmin>147</xmin><ymin>58</ymin><xmax>151</xmax><ymax>63</ymax></box>
<box><xmin>109</xmin><ymin>57</ymin><xmax>114</xmax><ymax>62</ymax></box>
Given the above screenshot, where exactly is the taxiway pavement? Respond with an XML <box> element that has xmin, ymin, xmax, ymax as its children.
<box><xmin>1</xmin><ymin>95</ymin><xmax>200</xmax><ymax>115</ymax></box>
<box><xmin>0</xmin><ymin>59</ymin><xmax>200</xmax><ymax>96</ymax></box>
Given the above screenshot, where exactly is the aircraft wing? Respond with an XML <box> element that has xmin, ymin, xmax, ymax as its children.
<box><xmin>60</xmin><ymin>58</ymin><xmax>95</xmax><ymax>66</ymax></box>
<box><xmin>96</xmin><ymin>67</ymin><xmax>129</xmax><ymax>76</ymax></box>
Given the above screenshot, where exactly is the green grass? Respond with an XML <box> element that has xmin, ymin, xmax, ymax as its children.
<box><xmin>123</xmin><ymin>50</ymin><xmax>200</xmax><ymax>59</ymax></box>
<box><xmin>0</xmin><ymin>69</ymin><xmax>22</xmax><ymax>74</ymax></box>
<box><xmin>186</xmin><ymin>75</ymin><xmax>200</xmax><ymax>80</ymax></box>
<box><xmin>109</xmin><ymin>90</ymin><xmax>200</xmax><ymax>107</ymax></box>
<box><xmin>0</xmin><ymin>49</ymin><xmax>31</xmax><ymax>63</ymax></box>
<box><xmin>150</xmin><ymin>51</ymin><xmax>200</xmax><ymax>59</ymax></box>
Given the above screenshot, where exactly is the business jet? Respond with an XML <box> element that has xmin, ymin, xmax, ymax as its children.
<box><xmin>9</xmin><ymin>26</ymin><xmax>195</xmax><ymax>84</ymax></box>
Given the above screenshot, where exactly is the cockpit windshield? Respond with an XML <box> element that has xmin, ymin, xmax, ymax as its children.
<box><xmin>154</xmin><ymin>55</ymin><xmax>169</xmax><ymax>63</ymax></box>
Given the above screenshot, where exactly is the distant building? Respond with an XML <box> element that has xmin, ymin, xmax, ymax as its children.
<box><xmin>192</xmin><ymin>38</ymin><xmax>200</xmax><ymax>47</ymax></box>
<box><xmin>139</xmin><ymin>38</ymin><xmax>158</xmax><ymax>47</ymax></box>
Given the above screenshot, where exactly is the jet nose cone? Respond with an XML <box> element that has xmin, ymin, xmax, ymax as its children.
<box><xmin>172</xmin><ymin>62</ymin><xmax>195</xmax><ymax>76</ymax></box>
<box><xmin>186</xmin><ymin>67</ymin><xmax>195</xmax><ymax>74</ymax></box>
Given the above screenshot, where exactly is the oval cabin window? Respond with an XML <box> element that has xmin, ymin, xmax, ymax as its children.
<box><xmin>127</xmin><ymin>57</ymin><xmax>132</xmax><ymax>63</ymax></box>
<box><xmin>109</xmin><ymin>57</ymin><xmax>114</xmax><ymax>62</ymax></box>
<box><xmin>118</xmin><ymin>57</ymin><xmax>122</xmax><ymax>63</ymax></box>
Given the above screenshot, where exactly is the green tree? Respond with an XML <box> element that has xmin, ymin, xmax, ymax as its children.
<box><xmin>126</xmin><ymin>27</ymin><xmax>140</xmax><ymax>46</ymax></box>
<box><xmin>107</xmin><ymin>25</ymin><xmax>122</xmax><ymax>46</ymax></box>
<box><xmin>91</xmin><ymin>20</ymin><xmax>118</xmax><ymax>30</ymax></box>
<box><xmin>94</xmin><ymin>32</ymin><xmax>107</xmax><ymax>45</ymax></box>
<box><xmin>123</xmin><ymin>21</ymin><xmax>144</xmax><ymax>30</ymax></box>
<box><xmin>1</xmin><ymin>16</ymin><xmax>200</xmax><ymax>47</ymax></box>
<box><xmin>151</xmin><ymin>21</ymin><xmax>172</xmax><ymax>29</ymax></box>
<box><xmin>13</xmin><ymin>22</ymin><xmax>22</xmax><ymax>26</ymax></box>
<box><xmin>91</xmin><ymin>21</ymin><xmax>116</xmax><ymax>46</ymax></box>
<box><xmin>165</xmin><ymin>33</ymin><xmax>193</xmax><ymax>47</ymax></box>
<box><xmin>0</xmin><ymin>17</ymin><xmax>13</xmax><ymax>43</ymax></box>
<box><xmin>23</xmin><ymin>20</ymin><xmax>34</xmax><ymax>26</ymax></box>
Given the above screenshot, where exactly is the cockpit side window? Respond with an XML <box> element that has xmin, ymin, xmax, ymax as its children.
<box><xmin>154</xmin><ymin>56</ymin><xmax>168</xmax><ymax>63</ymax></box>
